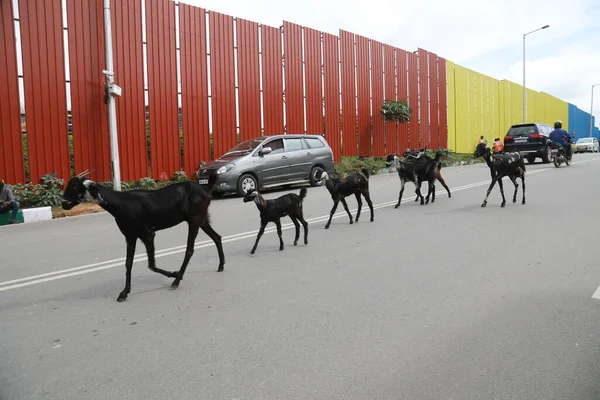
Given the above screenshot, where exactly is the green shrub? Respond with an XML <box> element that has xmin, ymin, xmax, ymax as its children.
<box><xmin>10</xmin><ymin>172</ymin><xmax>65</xmax><ymax>208</ymax></box>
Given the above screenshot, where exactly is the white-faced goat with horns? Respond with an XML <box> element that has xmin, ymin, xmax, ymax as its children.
<box><xmin>61</xmin><ymin>169</ymin><xmax>225</xmax><ymax>302</ymax></box>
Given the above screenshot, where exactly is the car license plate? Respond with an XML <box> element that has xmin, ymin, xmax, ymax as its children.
<box><xmin>198</xmin><ymin>179</ymin><xmax>208</xmax><ymax>184</ymax></box>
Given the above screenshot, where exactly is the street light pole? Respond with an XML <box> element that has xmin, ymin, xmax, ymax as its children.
<box><xmin>590</xmin><ymin>84</ymin><xmax>600</xmax><ymax>138</ymax></box>
<box><xmin>103</xmin><ymin>0</ymin><xmax>122</xmax><ymax>191</ymax></box>
<box><xmin>522</xmin><ymin>25</ymin><xmax>549</xmax><ymax>123</ymax></box>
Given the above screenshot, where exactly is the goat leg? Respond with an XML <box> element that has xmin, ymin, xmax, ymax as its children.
<box><xmin>361</xmin><ymin>189</ymin><xmax>374</xmax><ymax>222</ymax></box>
<box><xmin>275</xmin><ymin>219</ymin><xmax>284</xmax><ymax>251</ymax></box>
<box><xmin>117</xmin><ymin>237</ymin><xmax>137</xmax><ymax>302</ymax></box>
<box><xmin>354</xmin><ymin>193</ymin><xmax>363</xmax><ymax>222</ymax></box>
<box><xmin>437</xmin><ymin>175</ymin><xmax>451</xmax><ymax>198</ymax></box>
<box><xmin>171</xmin><ymin>224</ymin><xmax>200</xmax><ymax>289</ymax></box>
<box><xmin>250</xmin><ymin>221</ymin><xmax>267</xmax><ymax>254</ymax></box>
<box><xmin>521</xmin><ymin>174</ymin><xmax>526</xmax><ymax>205</ymax></box>
<box><xmin>509</xmin><ymin>175</ymin><xmax>519</xmax><ymax>203</ymax></box>
<box><xmin>481</xmin><ymin>177</ymin><xmax>499</xmax><ymax>208</ymax></box>
<box><xmin>290</xmin><ymin>216</ymin><xmax>300</xmax><ymax>246</ymax></box>
<box><xmin>395</xmin><ymin>180</ymin><xmax>405</xmax><ymax>208</ymax></box>
<box><xmin>498</xmin><ymin>177</ymin><xmax>506</xmax><ymax>207</ymax></box>
<box><xmin>142</xmin><ymin>233</ymin><xmax>179</xmax><ymax>279</ymax></box>
<box><xmin>415</xmin><ymin>181</ymin><xmax>425</xmax><ymax>205</ymax></box>
<box><xmin>414</xmin><ymin>182</ymin><xmax>421</xmax><ymax>202</ymax></box>
<box><xmin>324</xmin><ymin>198</ymin><xmax>340</xmax><ymax>229</ymax></box>
<box><xmin>426</xmin><ymin>182</ymin><xmax>435</xmax><ymax>204</ymax></box>
<box><xmin>200</xmin><ymin>223</ymin><xmax>225</xmax><ymax>272</ymax></box>
<box><xmin>339</xmin><ymin>197</ymin><xmax>354</xmax><ymax>225</ymax></box>
<box><xmin>300</xmin><ymin>215</ymin><xmax>308</xmax><ymax>245</ymax></box>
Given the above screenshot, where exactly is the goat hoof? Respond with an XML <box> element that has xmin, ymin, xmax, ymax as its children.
<box><xmin>117</xmin><ymin>293</ymin><xmax>128</xmax><ymax>302</ymax></box>
<box><xmin>394</xmin><ymin>204</ymin><xmax>400</xmax><ymax>209</ymax></box>
<box><xmin>279</xmin><ymin>247</ymin><xmax>284</xmax><ymax>251</ymax></box>
<box><xmin>501</xmin><ymin>203</ymin><xmax>506</xmax><ymax>208</ymax></box>
<box><xmin>250</xmin><ymin>250</ymin><xmax>256</xmax><ymax>255</ymax></box>
<box><xmin>481</xmin><ymin>203</ymin><xmax>487</xmax><ymax>208</ymax></box>
<box><xmin>171</xmin><ymin>280</ymin><xmax>180</xmax><ymax>289</ymax></box>
<box><xmin>217</xmin><ymin>265</ymin><xmax>224</xmax><ymax>272</ymax></box>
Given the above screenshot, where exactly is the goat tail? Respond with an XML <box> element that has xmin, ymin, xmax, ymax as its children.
<box><xmin>207</xmin><ymin>173</ymin><xmax>219</xmax><ymax>193</ymax></box>
<box><xmin>360</xmin><ymin>167</ymin><xmax>370</xmax><ymax>179</ymax></box>
<box><xmin>299</xmin><ymin>187</ymin><xmax>307</xmax><ymax>200</ymax></box>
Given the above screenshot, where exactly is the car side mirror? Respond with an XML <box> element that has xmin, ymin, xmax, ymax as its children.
<box><xmin>259</xmin><ymin>147</ymin><xmax>272</xmax><ymax>156</ymax></box>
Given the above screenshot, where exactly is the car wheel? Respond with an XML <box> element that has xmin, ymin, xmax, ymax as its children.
<box><xmin>309</xmin><ymin>166</ymin><xmax>325</xmax><ymax>187</ymax></box>
<box><xmin>237</xmin><ymin>174</ymin><xmax>258</xmax><ymax>196</ymax></box>
<box><xmin>542</xmin><ymin>147</ymin><xmax>551</xmax><ymax>163</ymax></box>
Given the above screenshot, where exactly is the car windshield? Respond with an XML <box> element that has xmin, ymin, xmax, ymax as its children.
<box><xmin>508</xmin><ymin>125</ymin><xmax>536</xmax><ymax>137</ymax></box>
<box><xmin>220</xmin><ymin>138</ymin><xmax>264</xmax><ymax>158</ymax></box>
<box><xmin>577</xmin><ymin>138</ymin><xmax>592</xmax><ymax>143</ymax></box>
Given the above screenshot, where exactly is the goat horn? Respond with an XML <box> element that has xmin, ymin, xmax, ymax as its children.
<box><xmin>77</xmin><ymin>169</ymin><xmax>92</xmax><ymax>178</ymax></box>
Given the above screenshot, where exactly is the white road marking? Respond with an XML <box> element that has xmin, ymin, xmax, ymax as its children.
<box><xmin>0</xmin><ymin>159</ymin><xmax>597</xmax><ymax>293</ymax></box>
<box><xmin>591</xmin><ymin>286</ymin><xmax>600</xmax><ymax>300</ymax></box>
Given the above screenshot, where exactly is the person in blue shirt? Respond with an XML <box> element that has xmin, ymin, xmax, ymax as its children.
<box><xmin>548</xmin><ymin>120</ymin><xmax>572</xmax><ymax>160</ymax></box>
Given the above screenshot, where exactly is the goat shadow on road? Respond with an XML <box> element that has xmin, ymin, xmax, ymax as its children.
<box><xmin>0</xmin><ymin>266</ymin><xmax>228</xmax><ymax>312</ymax></box>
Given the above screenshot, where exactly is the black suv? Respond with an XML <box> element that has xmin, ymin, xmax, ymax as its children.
<box><xmin>503</xmin><ymin>122</ymin><xmax>555</xmax><ymax>164</ymax></box>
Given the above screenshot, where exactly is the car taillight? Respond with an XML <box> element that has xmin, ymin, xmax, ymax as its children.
<box><xmin>529</xmin><ymin>133</ymin><xmax>543</xmax><ymax>139</ymax></box>
<box><xmin>504</xmin><ymin>135</ymin><xmax>512</xmax><ymax>141</ymax></box>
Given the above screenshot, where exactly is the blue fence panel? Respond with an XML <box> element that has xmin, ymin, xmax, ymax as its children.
<box><xmin>568</xmin><ymin>103</ymin><xmax>599</xmax><ymax>141</ymax></box>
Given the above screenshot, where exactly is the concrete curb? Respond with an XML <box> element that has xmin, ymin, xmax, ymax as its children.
<box><xmin>22</xmin><ymin>206</ymin><xmax>53</xmax><ymax>223</ymax></box>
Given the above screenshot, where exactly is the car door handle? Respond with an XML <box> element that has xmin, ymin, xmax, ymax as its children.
<box><xmin>306</xmin><ymin>152</ymin><xmax>312</xmax><ymax>156</ymax></box>
<box><xmin>281</xmin><ymin>155</ymin><xmax>287</xmax><ymax>159</ymax></box>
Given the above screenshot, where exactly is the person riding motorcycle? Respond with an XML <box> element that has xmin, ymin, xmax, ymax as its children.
<box><xmin>548</xmin><ymin>120</ymin><xmax>572</xmax><ymax>160</ymax></box>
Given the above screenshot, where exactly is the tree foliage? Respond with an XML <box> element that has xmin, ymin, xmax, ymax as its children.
<box><xmin>380</xmin><ymin>100</ymin><xmax>412</xmax><ymax>124</ymax></box>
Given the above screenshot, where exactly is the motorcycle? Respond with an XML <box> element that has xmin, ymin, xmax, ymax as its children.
<box><xmin>549</xmin><ymin>140</ymin><xmax>572</xmax><ymax>168</ymax></box>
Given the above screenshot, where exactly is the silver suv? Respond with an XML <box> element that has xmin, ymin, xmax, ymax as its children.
<box><xmin>195</xmin><ymin>134</ymin><xmax>335</xmax><ymax>196</ymax></box>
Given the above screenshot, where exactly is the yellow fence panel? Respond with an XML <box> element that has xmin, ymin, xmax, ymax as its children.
<box><xmin>444</xmin><ymin>60</ymin><xmax>570</xmax><ymax>153</ymax></box>
<box><xmin>446</xmin><ymin>61</ymin><xmax>457</xmax><ymax>151</ymax></box>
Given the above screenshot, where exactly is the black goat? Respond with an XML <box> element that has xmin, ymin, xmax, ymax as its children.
<box><xmin>419</xmin><ymin>151</ymin><xmax>452</xmax><ymax>205</ymax></box>
<box><xmin>315</xmin><ymin>168</ymin><xmax>374</xmax><ymax>229</ymax></box>
<box><xmin>61</xmin><ymin>170</ymin><xmax>225</xmax><ymax>302</ymax></box>
<box><xmin>473</xmin><ymin>142</ymin><xmax>526</xmax><ymax>207</ymax></box>
<box><xmin>243</xmin><ymin>187</ymin><xmax>308</xmax><ymax>254</ymax></box>
<box><xmin>386</xmin><ymin>151</ymin><xmax>450</xmax><ymax>207</ymax></box>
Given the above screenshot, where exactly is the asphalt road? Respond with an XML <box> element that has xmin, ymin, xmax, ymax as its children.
<box><xmin>2</xmin><ymin>153</ymin><xmax>600</xmax><ymax>400</ymax></box>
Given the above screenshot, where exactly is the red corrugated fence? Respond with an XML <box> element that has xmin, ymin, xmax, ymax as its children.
<box><xmin>1</xmin><ymin>0</ymin><xmax>449</xmax><ymax>184</ymax></box>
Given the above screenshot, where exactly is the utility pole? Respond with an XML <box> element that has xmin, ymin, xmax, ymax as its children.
<box><xmin>590</xmin><ymin>84</ymin><xmax>599</xmax><ymax>138</ymax></box>
<box><xmin>103</xmin><ymin>0</ymin><xmax>122</xmax><ymax>190</ymax></box>
<box><xmin>522</xmin><ymin>25</ymin><xmax>549</xmax><ymax>123</ymax></box>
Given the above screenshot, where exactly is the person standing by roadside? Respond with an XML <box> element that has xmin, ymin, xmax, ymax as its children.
<box><xmin>0</xmin><ymin>179</ymin><xmax>22</xmax><ymax>224</ymax></box>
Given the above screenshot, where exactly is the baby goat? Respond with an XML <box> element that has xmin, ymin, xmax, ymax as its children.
<box><xmin>61</xmin><ymin>170</ymin><xmax>225</xmax><ymax>302</ymax></box>
<box><xmin>315</xmin><ymin>168</ymin><xmax>374</xmax><ymax>229</ymax></box>
<box><xmin>243</xmin><ymin>187</ymin><xmax>308</xmax><ymax>254</ymax></box>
